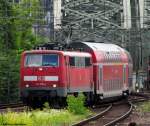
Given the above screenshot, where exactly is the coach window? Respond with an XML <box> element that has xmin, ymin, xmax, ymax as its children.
<box><xmin>80</xmin><ymin>57</ymin><xmax>85</xmax><ymax>67</ymax></box>
<box><xmin>109</xmin><ymin>54</ymin><xmax>113</xmax><ymax>62</ymax></box>
<box><xmin>104</xmin><ymin>54</ymin><xmax>107</xmax><ymax>62</ymax></box>
<box><xmin>117</xmin><ymin>55</ymin><xmax>119</xmax><ymax>62</ymax></box>
<box><xmin>109</xmin><ymin>54</ymin><xmax>111</xmax><ymax>62</ymax></box>
<box><xmin>108</xmin><ymin>54</ymin><xmax>110</xmax><ymax>62</ymax></box>
<box><xmin>74</xmin><ymin>57</ymin><xmax>84</xmax><ymax>67</ymax></box>
<box><xmin>69</xmin><ymin>57</ymin><xmax>75</xmax><ymax>66</ymax></box>
<box><xmin>115</xmin><ymin>55</ymin><xmax>117</xmax><ymax>62</ymax></box>
<box><xmin>74</xmin><ymin>57</ymin><xmax>79</xmax><ymax>67</ymax></box>
<box><xmin>115</xmin><ymin>55</ymin><xmax>118</xmax><ymax>62</ymax></box>
<box><xmin>85</xmin><ymin>57</ymin><xmax>91</xmax><ymax>67</ymax></box>
<box><xmin>105</xmin><ymin>54</ymin><xmax>108</xmax><ymax>62</ymax></box>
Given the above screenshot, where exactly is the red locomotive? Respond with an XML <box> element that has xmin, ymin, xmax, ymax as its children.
<box><xmin>20</xmin><ymin>42</ymin><xmax>133</xmax><ymax>106</ymax></box>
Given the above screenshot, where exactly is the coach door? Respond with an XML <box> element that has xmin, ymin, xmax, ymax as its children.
<box><xmin>98</xmin><ymin>64</ymin><xmax>103</xmax><ymax>94</ymax></box>
<box><xmin>123</xmin><ymin>64</ymin><xmax>127</xmax><ymax>88</ymax></box>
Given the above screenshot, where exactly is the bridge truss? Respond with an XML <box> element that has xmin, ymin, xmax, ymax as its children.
<box><xmin>54</xmin><ymin>0</ymin><xmax>150</xmax><ymax>71</ymax></box>
<box><xmin>55</xmin><ymin>0</ymin><xmax>125</xmax><ymax>44</ymax></box>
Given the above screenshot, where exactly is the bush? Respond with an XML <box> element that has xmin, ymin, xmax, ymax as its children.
<box><xmin>67</xmin><ymin>93</ymin><xmax>88</xmax><ymax>115</ymax></box>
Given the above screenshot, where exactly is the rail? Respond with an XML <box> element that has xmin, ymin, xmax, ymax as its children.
<box><xmin>72</xmin><ymin>104</ymin><xmax>112</xmax><ymax>126</ymax></box>
<box><xmin>103</xmin><ymin>101</ymin><xmax>133</xmax><ymax>126</ymax></box>
<box><xmin>0</xmin><ymin>102</ymin><xmax>25</xmax><ymax>109</ymax></box>
<box><xmin>71</xmin><ymin>94</ymin><xmax>149</xmax><ymax>126</ymax></box>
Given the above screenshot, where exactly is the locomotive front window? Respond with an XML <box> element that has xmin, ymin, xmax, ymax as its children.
<box><xmin>42</xmin><ymin>54</ymin><xmax>58</xmax><ymax>67</ymax></box>
<box><xmin>25</xmin><ymin>54</ymin><xmax>42</xmax><ymax>67</ymax></box>
<box><xmin>25</xmin><ymin>54</ymin><xmax>59</xmax><ymax>67</ymax></box>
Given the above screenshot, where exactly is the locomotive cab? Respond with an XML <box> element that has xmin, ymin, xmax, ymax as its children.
<box><xmin>20</xmin><ymin>51</ymin><xmax>66</xmax><ymax>103</ymax></box>
<box><xmin>20</xmin><ymin>50</ymin><xmax>93</xmax><ymax>105</ymax></box>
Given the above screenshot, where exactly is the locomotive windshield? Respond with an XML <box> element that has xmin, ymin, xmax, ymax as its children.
<box><xmin>25</xmin><ymin>54</ymin><xmax>59</xmax><ymax>67</ymax></box>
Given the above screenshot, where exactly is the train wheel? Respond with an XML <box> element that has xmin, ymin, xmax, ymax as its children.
<box><xmin>58</xmin><ymin>97</ymin><xmax>67</xmax><ymax>108</ymax></box>
<box><xmin>22</xmin><ymin>97</ymin><xmax>27</xmax><ymax>104</ymax></box>
<box><xmin>84</xmin><ymin>92</ymin><xmax>94</xmax><ymax>107</ymax></box>
<box><xmin>48</xmin><ymin>97</ymin><xmax>60</xmax><ymax>109</ymax></box>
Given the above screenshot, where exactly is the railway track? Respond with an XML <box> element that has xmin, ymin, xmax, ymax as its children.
<box><xmin>103</xmin><ymin>102</ymin><xmax>133</xmax><ymax>126</ymax></box>
<box><xmin>130</xmin><ymin>92</ymin><xmax>150</xmax><ymax>99</ymax></box>
<box><xmin>129</xmin><ymin>92</ymin><xmax>150</xmax><ymax>103</ymax></box>
<box><xmin>72</xmin><ymin>92</ymin><xmax>150</xmax><ymax>126</ymax></box>
<box><xmin>0</xmin><ymin>102</ymin><xmax>24</xmax><ymax>109</ymax></box>
<box><xmin>0</xmin><ymin>102</ymin><xmax>28</xmax><ymax>113</ymax></box>
<box><xmin>72</xmin><ymin>104</ymin><xmax>112</xmax><ymax>126</ymax></box>
<box><xmin>72</xmin><ymin>101</ymin><xmax>133</xmax><ymax>126</ymax></box>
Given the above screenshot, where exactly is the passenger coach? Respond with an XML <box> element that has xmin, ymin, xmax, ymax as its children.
<box><xmin>70</xmin><ymin>42</ymin><xmax>133</xmax><ymax>99</ymax></box>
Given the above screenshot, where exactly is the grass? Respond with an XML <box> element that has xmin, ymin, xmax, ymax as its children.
<box><xmin>0</xmin><ymin>94</ymin><xmax>92</xmax><ymax>126</ymax></box>
<box><xmin>0</xmin><ymin>109</ymin><xmax>89</xmax><ymax>126</ymax></box>
<box><xmin>137</xmin><ymin>101</ymin><xmax>150</xmax><ymax>113</ymax></box>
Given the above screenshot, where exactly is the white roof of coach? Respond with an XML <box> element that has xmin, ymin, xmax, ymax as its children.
<box><xmin>82</xmin><ymin>42</ymin><xmax>124</xmax><ymax>52</ymax></box>
<box><xmin>63</xmin><ymin>51</ymin><xmax>91</xmax><ymax>57</ymax></box>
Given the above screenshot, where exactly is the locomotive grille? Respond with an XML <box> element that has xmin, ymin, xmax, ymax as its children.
<box><xmin>103</xmin><ymin>79</ymin><xmax>123</xmax><ymax>91</ymax></box>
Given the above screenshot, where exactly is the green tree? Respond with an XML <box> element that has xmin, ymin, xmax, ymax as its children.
<box><xmin>0</xmin><ymin>0</ymin><xmax>16</xmax><ymax>51</ymax></box>
<box><xmin>0</xmin><ymin>0</ymin><xmax>45</xmax><ymax>103</ymax></box>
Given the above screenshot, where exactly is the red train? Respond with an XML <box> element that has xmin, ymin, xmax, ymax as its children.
<box><xmin>20</xmin><ymin>42</ymin><xmax>133</xmax><ymax>106</ymax></box>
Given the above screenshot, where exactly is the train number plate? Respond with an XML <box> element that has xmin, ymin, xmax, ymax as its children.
<box><xmin>37</xmin><ymin>76</ymin><xmax>45</xmax><ymax>81</ymax></box>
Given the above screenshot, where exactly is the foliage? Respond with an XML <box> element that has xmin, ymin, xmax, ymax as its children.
<box><xmin>43</xmin><ymin>102</ymin><xmax>51</xmax><ymax>112</ymax></box>
<box><xmin>0</xmin><ymin>51</ymin><xmax>20</xmax><ymax>103</ymax></box>
<box><xmin>0</xmin><ymin>109</ymin><xmax>87</xmax><ymax>126</ymax></box>
<box><xmin>0</xmin><ymin>0</ymin><xmax>16</xmax><ymax>50</ymax></box>
<box><xmin>0</xmin><ymin>0</ymin><xmax>48</xmax><ymax>103</ymax></box>
<box><xmin>12</xmin><ymin>0</ymin><xmax>45</xmax><ymax>50</ymax></box>
<box><xmin>67</xmin><ymin>93</ymin><xmax>89</xmax><ymax>115</ymax></box>
<box><xmin>138</xmin><ymin>101</ymin><xmax>150</xmax><ymax>112</ymax></box>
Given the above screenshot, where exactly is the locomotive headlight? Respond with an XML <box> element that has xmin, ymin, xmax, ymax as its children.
<box><xmin>53</xmin><ymin>84</ymin><xmax>57</xmax><ymax>88</ymax></box>
<box><xmin>25</xmin><ymin>84</ymin><xmax>29</xmax><ymax>88</ymax></box>
<box><xmin>39</xmin><ymin>68</ymin><xmax>43</xmax><ymax>71</ymax></box>
<box><xmin>135</xmin><ymin>83</ymin><xmax>138</xmax><ymax>87</ymax></box>
<box><xmin>137</xmin><ymin>89</ymin><xmax>139</xmax><ymax>93</ymax></box>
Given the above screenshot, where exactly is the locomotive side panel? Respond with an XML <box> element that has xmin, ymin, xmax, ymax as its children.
<box><xmin>64</xmin><ymin>55</ymin><xmax>93</xmax><ymax>93</ymax></box>
<box><xmin>68</xmin><ymin>67</ymin><xmax>93</xmax><ymax>92</ymax></box>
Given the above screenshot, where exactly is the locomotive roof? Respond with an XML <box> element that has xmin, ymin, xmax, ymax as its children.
<box><xmin>23</xmin><ymin>50</ymin><xmax>91</xmax><ymax>57</ymax></box>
